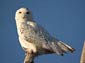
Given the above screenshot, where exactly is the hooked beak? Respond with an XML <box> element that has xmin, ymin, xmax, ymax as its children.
<box><xmin>23</xmin><ymin>16</ymin><xmax>26</xmax><ymax>19</ymax></box>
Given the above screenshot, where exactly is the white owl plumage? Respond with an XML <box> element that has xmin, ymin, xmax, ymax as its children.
<box><xmin>15</xmin><ymin>8</ymin><xmax>75</xmax><ymax>63</ymax></box>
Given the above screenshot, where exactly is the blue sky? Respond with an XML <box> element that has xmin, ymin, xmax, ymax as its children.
<box><xmin>0</xmin><ymin>0</ymin><xmax>85</xmax><ymax>63</ymax></box>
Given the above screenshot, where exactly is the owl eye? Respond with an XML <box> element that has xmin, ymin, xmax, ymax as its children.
<box><xmin>19</xmin><ymin>11</ymin><xmax>22</xmax><ymax>14</ymax></box>
<box><xmin>26</xmin><ymin>12</ymin><xmax>30</xmax><ymax>14</ymax></box>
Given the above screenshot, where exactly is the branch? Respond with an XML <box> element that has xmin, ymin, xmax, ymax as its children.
<box><xmin>80</xmin><ymin>41</ymin><xmax>85</xmax><ymax>63</ymax></box>
<box><xmin>24</xmin><ymin>53</ymin><xmax>35</xmax><ymax>63</ymax></box>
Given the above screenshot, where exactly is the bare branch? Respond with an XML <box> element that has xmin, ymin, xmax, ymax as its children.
<box><xmin>80</xmin><ymin>41</ymin><xmax>85</xmax><ymax>63</ymax></box>
<box><xmin>24</xmin><ymin>53</ymin><xmax>34</xmax><ymax>63</ymax></box>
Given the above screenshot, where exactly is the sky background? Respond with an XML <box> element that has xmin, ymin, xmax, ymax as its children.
<box><xmin>0</xmin><ymin>0</ymin><xmax>85</xmax><ymax>63</ymax></box>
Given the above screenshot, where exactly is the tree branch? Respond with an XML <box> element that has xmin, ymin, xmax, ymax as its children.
<box><xmin>80</xmin><ymin>41</ymin><xmax>85</xmax><ymax>63</ymax></box>
<box><xmin>24</xmin><ymin>53</ymin><xmax>35</xmax><ymax>63</ymax></box>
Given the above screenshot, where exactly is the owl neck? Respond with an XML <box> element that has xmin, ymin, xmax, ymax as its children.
<box><xmin>16</xmin><ymin>18</ymin><xmax>35</xmax><ymax>27</ymax></box>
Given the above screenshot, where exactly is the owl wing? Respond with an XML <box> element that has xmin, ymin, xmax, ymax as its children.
<box><xmin>22</xmin><ymin>21</ymin><xmax>57</xmax><ymax>54</ymax></box>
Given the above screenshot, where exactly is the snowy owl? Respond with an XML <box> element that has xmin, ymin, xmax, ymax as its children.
<box><xmin>15</xmin><ymin>8</ymin><xmax>75</xmax><ymax>63</ymax></box>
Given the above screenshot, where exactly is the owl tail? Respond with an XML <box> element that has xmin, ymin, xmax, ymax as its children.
<box><xmin>51</xmin><ymin>41</ymin><xmax>75</xmax><ymax>56</ymax></box>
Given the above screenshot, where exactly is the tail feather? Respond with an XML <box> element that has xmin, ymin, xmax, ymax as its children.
<box><xmin>50</xmin><ymin>41</ymin><xmax>75</xmax><ymax>56</ymax></box>
<box><xmin>51</xmin><ymin>42</ymin><xmax>64</xmax><ymax>56</ymax></box>
<box><xmin>57</xmin><ymin>41</ymin><xmax>75</xmax><ymax>53</ymax></box>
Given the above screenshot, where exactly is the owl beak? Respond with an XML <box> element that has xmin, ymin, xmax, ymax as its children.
<box><xmin>23</xmin><ymin>16</ymin><xmax>26</xmax><ymax>19</ymax></box>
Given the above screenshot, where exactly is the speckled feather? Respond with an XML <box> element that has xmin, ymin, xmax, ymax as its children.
<box><xmin>15</xmin><ymin>8</ymin><xmax>75</xmax><ymax>57</ymax></box>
